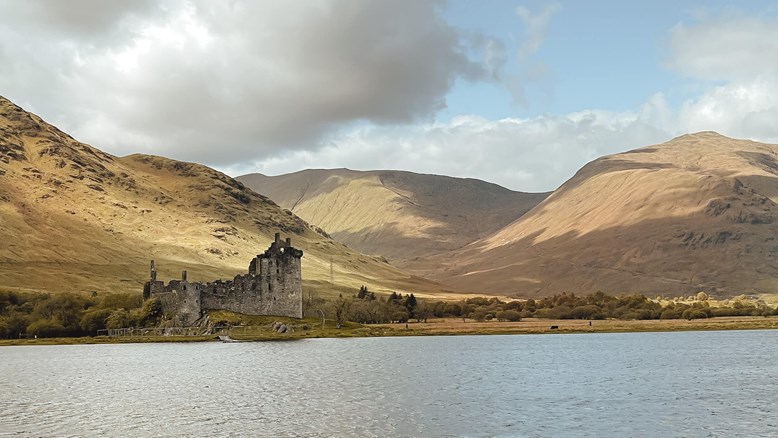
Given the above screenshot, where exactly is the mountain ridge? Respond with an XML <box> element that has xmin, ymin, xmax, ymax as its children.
<box><xmin>6</xmin><ymin>92</ymin><xmax>775</xmax><ymax>300</ymax></box>
<box><xmin>237</xmin><ymin>168</ymin><xmax>548</xmax><ymax>269</ymax></box>
<box><xmin>427</xmin><ymin>131</ymin><xmax>778</xmax><ymax>297</ymax></box>
<box><xmin>0</xmin><ymin>95</ymin><xmax>445</xmax><ymax>297</ymax></box>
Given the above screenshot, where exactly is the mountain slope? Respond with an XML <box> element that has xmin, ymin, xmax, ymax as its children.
<box><xmin>0</xmin><ymin>96</ymin><xmax>444</xmax><ymax>297</ymax></box>
<box><xmin>429</xmin><ymin>132</ymin><xmax>778</xmax><ymax>298</ymax></box>
<box><xmin>237</xmin><ymin>169</ymin><xmax>547</xmax><ymax>268</ymax></box>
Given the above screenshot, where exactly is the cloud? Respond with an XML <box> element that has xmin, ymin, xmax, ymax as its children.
<box><xmin>678</xmin><ymin>78</ymin><xmax>778</xmax><ymax>139</ymax></box>
<box><xmin>665</xmin><ymin>13</ymin><xmax>778</xmax><ymax>143</ymax></box>
<box><xmin>0</xmin><ymin>0</ymin><xmax>502</xmax><ymax>166</ymax></box>
<box><xmin>238</xmin><ymin>4</ymin><xmax>778</xmax><ymax>194</ymax></box>
<box><xmin>3</xmin><ymin>0</ymin><xmax>157</xmax><ymax>41</ymax></box>
<box><xmin>515</xmin><ymin>2</ymin><xmax>562</xmax><ymax>60</ymax></box>
<box><xmin>666</xmin><ymin>14</ymin><xmax>778</xmax><ymax>81</ymax></box>
<box><xmin>3</xmin><ymin>2</ymin><xmax>778</xmax><ymax>196</ymax></box>
<box><xmin>507</xmin><ymin>2</ymin><xmax>562</xmax><ymax>106</ymax></box>
<box><xmin>229</xmin><ymin>107</ymin><xmax>672</xmax><ymax>193</ymax></box>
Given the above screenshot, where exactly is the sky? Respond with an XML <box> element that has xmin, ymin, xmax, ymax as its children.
<box><xmin>1</xmin><ymin>0</ymin><xmax>778</xmax><ymax>192</ymax></box>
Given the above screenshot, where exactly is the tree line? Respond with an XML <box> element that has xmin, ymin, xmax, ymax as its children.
<box><xmin>307</xmin><ymin>287</ymin><xmax>778</xmax><ymax>326</ymax></box>
<box><xmin>3</xmin><ymin>287</ymin><xmax>776</xmax><ymax>338</ymax></box>
<box><xmin>0</xmin><ymin>290</ymin><xmax>162</xmax><ymax>339</ymax></box>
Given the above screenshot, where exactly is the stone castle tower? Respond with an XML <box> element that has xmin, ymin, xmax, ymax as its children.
<box><xmin>143</xmin><ymin>233</ymin><xmax>303</xmax><ymax>325</ymax></box>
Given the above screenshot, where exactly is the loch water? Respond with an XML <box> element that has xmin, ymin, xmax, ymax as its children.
<box><xmin>1</xmin><ymin>330</ymin><xmax>777</xmax><ymax>437</ymax></box>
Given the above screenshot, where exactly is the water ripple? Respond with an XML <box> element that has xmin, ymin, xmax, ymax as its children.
<box><xmin>1</xmin><ymin>332</ymin><xmax>778</xmax><ymax>436</ymax></box>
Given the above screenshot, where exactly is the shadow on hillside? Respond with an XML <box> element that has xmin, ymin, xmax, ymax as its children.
<box><xmin>432</xmin><ymin>213</ymin><xmax>778</xmax><ymax>299</ymax></box>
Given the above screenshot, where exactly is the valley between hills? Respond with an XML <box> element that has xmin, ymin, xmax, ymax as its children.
<box><xmin>2</xmin><ymin>94</ymin><xmax>778</xmax><ymax>300</ymax></box>
<box><xmin>241</xmin><ymin>133</ymin><xmax>778</xmax><ymax>298</ymax></box>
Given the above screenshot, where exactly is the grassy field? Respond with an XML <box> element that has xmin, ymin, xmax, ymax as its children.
<box><xmin>374</xmin><ymin>316</ymin><xmax>778</xmax><ymax>336</ymax></box>
<box><xmin>3</xmin><ymin>315</ymin><xmax>778</xmax><ymax>346</ymax></box>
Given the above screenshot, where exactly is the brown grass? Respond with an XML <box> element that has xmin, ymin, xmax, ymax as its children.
<box><xmin>0</xmin><ymin>96</ymin><xmax>447</xmax><ymax>298</ymax></box>
<box><xmin>428</xmin><ymin>132</ymin><xmax>778</xmax><ymax>298</ymax></box>
<box><xmin>373</xmin><ymin>316</ymin><xmax>778</xmax><ymax>336</ymax></box>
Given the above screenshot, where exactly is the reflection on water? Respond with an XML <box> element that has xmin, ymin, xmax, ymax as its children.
<box><xmin>1</xmin><ymin>331</ymin><xmax>777</xmax><ymax>437</ymax></box>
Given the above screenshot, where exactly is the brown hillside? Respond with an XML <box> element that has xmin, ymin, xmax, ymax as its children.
<box><xmin>237</xmin><ymin>169</ymin><xmax>547</xmax><ymax>269</ymax></box>
<box><xmin>429</xmin><ymin>132</ymin><xmax>778</xmax><ymax>298</ymax></box>
<box><xmin>0</xmin><ymin>96</ymin><xmax>445</xmax><ymax>297</ymax></box>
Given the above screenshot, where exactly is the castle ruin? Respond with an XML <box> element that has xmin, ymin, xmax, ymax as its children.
<box><xmin>143</xmin><ymin>233</ymin><xmax>303</xmax><ymax>325</ymax></box>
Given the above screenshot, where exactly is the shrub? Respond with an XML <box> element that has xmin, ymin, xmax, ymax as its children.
<box><xmin>80</xmin><ymin>309</ymin><xmax>112</xmax><ymax>335</ymax></box>
<box><xmin>571</xmin><ymin>305</ymin><xmax>601</xmax><ymax>320</ymax></box>
<box><xmin>466</xmin><ymin>297</ymin><xmax>491</xmax><ymax>306</ymax></box>
<box><xmin>496</xmin><ymin>310</ymin><xmax>522</xmax><ymax>322</ymax></box>
<box><xmin>27</xmin><ymin>319</ymin><xmax>68</xmax><ymax>338</ymax></box>
<box><xmin>106</xmin><ymin>308</ymin><xmax>132</xmax><ymax>329</ymax></box>
<box><xmin>547</xmin><ymin>305</ymin><xmax>573</xmax><ymax>319</ymax></box>
<box><xmin>682</xmin><ymin>309</ymin><xmax>708</xmax><ymax>320</ymax></box>
<box><xmin>471</xmin><ymin>308</ymin><xmax>490</xmax><ymax>321</ymax></box>
<box><xmin>636</xmin><ymin>309</ymin><xmax>654</xmax><ymax>320</ymax></box>
<box><xmin>443</xmin><ymin>302</ymin><xmax>463</xmax><ymax>316</ymax></box>
<box><xmin>660</xmin><ymin>309</ymin><xmax>680</xmax><ymax>319</ymax></box>
<box><xmin>3</xmin><ymin>314</ymin><xmax>29</xmax><ymax>338</ymax></box>
<box><xmin>138</xmin><ymin>297</ymin><xmax>162</xmax><ymax>325</ymax></box>
<box><xmin>391</xmin><ymin>308</ymin><xmax>409</xmax><ymax>323</ymax></box>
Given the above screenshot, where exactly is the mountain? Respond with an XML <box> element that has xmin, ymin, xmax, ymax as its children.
<box><xmin>427</xmin><ymin>132</ymin><xmax>778</xmax><ymax>298</ymax></box>
<box><xmin>0</xmin><ymin>96</ymin><xmax>444</xmax><ymax>297</ymax></box>
<box><xmin>237</xmin><ymin>169</ymin><xmax>548</xmax><ymax>269</ymax></box>
<box><xmin>8</xmin><ymin>95</ymin><xmax>770</xmax><ymax>300</ymax></box>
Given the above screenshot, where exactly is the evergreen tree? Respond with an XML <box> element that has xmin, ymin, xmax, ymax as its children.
<box><xmin>404</xmin><ymin>293</ymin><xmax>418</xmax><ymax>319</ymax></box>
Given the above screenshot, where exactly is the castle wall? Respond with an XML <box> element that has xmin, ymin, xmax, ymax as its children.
<box><xmin>200</xmin><ymin>275</ymin><xmax>272</xmax><ymax>316</ymax></box>
<box><xmin>150</xmin><ymin>280</ymin><xmax>202</xmax><ymax>326</ymax></box>
<box><xmin>143</xmin><ymin>234</ymin><xmax>303</xmax><ymax>324</ymax></box>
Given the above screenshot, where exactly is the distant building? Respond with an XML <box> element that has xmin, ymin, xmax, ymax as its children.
<box><xmin>143</xmin><ymin>233</ymin><xmax>303</xmax><ymax>325</ymax></box>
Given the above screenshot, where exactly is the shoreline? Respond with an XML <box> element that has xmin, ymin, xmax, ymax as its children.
<box><xmin>374</xmin><ymin>315</ymin><xmax>778</xmax><ymax>336</ymax></box>
<box><xmin>2</xmin><ymin>315</ymin><xmax>778</xmax><ymax>346</ymax></box>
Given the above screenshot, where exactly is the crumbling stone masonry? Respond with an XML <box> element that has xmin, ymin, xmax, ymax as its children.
<box><xmin>143</xmin><ymin>233</ymin><xmax>303</xmax><ymax>325</ymax></box>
